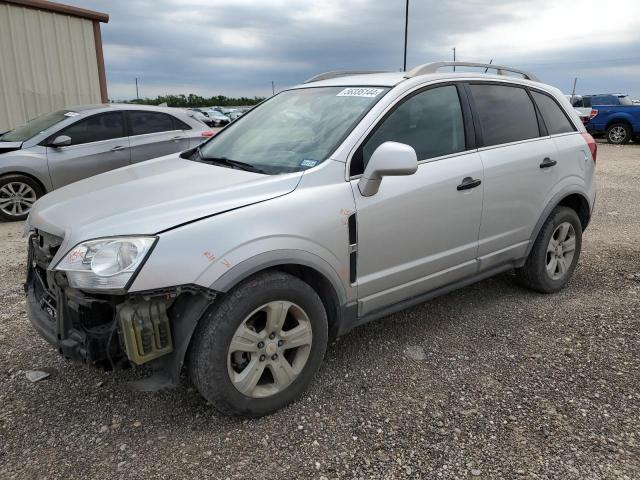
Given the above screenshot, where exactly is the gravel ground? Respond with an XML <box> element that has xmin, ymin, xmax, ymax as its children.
<box><xmin>1</xmin><ymin>144</ymin><xmax>639</xmax><ymax>479</ymax></box>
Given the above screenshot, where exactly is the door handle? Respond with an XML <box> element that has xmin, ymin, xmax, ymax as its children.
<box><xmin>539</xmin><ymin>157</ymin><xmax>557</xmax><ymax>168</ymax></box>
<box><xmin>457</xmin><ymin>177</ymin><xmax>482</xmax><ymax>191</ymax></box>
<box><xmin>110</xmin><ymin>145</ymin><xmax>127</xmax><ymax>152</ymax></box>
<box><xmin>171</xmin><ymin>136</ymin><xmax>185</xmax><ymax>142</ymax></box>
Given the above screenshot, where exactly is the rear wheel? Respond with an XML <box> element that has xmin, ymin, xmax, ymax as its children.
<box><xmin>0</xmin><ymin>174</ymin><xmax>43</xmax><ymax>221</ymax></box>
<box><xmin>515</xmin><ymin>206</ymin><xmax>582</xmax><ymax>293</ymax></box>
<box><xmin>189</xmin><ymin>271</ymin><xmax>328</xmax><ymax>417</ymax></box>
<box><xmin>606</xmin><ymin>123</ymin><xmax>631</xmax><ymax>144</ymax></box>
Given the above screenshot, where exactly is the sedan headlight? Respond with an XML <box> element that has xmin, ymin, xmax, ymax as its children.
<box><xmin>55</xmin><ymin>237</ymin><xmax>157</xmax><ymax>290</ymax></box>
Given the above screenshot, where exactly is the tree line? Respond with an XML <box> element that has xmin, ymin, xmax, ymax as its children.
<box><xmin>120</xmin><ymin>93</ymin><xmax>266</xmax><ymax>108</ymax></box>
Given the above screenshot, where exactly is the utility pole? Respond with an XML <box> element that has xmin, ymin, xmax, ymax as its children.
<box><xmin>452</xmin><ymin>47</ymin><xmax>456</xmax><ymax>72</ymax></box>
<box><xmin>271</xmin><ymin>80</ymin><xmax>275</xmax><ymax>96</ymax></box>
<box><xmin>403</xmin><ymin>0</ymin><xmax>409</xmax><ymax>71</ymax></box>
<box><xmin>135</xmin><ymin>77</ymin><xmax>139</xmax><ymax>99</ymax></box>
<box><xmin>570</xmin><ymin>77</ymin><xmax>578</xmax><ymax>105</ymax></box>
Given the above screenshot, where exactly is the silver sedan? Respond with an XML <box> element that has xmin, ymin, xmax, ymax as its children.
<box><xmin>0</xmin><ymin>104</ymin><xmax>214</xmax><ymax>220</ymax></box>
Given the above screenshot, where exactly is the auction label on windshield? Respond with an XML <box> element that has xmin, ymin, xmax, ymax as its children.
<box><xmin>337</xmin><ymin>88</ymin><xmax>384</xmax><ymax>98</ymax></box>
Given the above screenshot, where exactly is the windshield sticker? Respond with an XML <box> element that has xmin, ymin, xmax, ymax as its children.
<box><xmin>64</xmin><ymin>112</ymin><xmax>80</xmax><ymax>117</ymax></box>
<box><xmin>300</xmin><ymin>159</ymin><xmax>318</xmax><ymax>168</ymax></box>
<box><xmin>337</xmin><ymin>88</ymin><xmax>384</xmax><ymax>98</ymax></box>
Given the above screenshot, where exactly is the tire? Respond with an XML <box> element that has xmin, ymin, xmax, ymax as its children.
<box><xmin>189</xmin><ymin>271</ymin><xmax>328</xmax><ymax>417</ymax></box>
<box><xmin>0</xmin><ymin>174</ymin><xmax>43</xmax><ymax>221</ymax></box>
<box><xmin>606</xmin><ymin>123</ymin><xmax>631</xmax><ymax>144</ymax></box>
<box><xmin>515</xmin><ymin>206</ymin><xmax>582</xmax><ymax>293</ymax></box>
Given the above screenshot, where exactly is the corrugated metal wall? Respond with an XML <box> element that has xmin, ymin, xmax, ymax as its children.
<box><xmin>0</xmin><ymin>3</ymin><xmax>102</xmax><ymax>131</ymax></box>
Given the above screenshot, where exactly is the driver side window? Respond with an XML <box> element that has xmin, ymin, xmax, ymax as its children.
<box><xmin>351</xmin><ymin>85</ymin><xmax>465</xmax><ymax>176</ymax></box>
<box><xmin>58</xmin><ymin>112</ymin><xmax>125</xmax><ymax>146</ymax></box>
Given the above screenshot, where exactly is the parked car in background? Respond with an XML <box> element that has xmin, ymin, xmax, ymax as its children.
<box><xmin>24</xmin><ymin>61</ymin><xmax>596</xmax><ymax>417</ymax></box>
<box><xmin>204</xmin><ymin>109</ymin><xmax>231</xmax><ymax>126</ymax></box>
<box><xmin>0</xmin><ymin>104</ymin><xmax>213</xmax><ymax>220</ymax></box>
<box><xmin>566</xmin><ymin>95</ymin><xmax>593</xmax><ymax>125</ymax></box>
<box><xmin>192</xmin><ymin>108</ymin><xmax>231</xmax><ymax>127</ymax></box>
<box><xmin>186</xmin><ymin>109</ymin><xmax>213</xmax><ymax>127</ymax></box>
<box><xmin>578</xmin><ymin>94</ymin><xmax>640</xmax><ymax>144</ymax></box>
<box><xmin>226</xmin><ymin>110</ymin><xmax>244</xmax><ymax>121</ymax></box>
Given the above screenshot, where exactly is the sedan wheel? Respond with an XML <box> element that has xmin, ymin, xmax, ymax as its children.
<box><xmin>0</xmin><ymin>180</ymin><xmax>38</xmax><ymax>220</ymax></box>
<box><xmin>227</xmin><ymin>301</ymin><xmax>313</xmax><ymax>398</ymax></box>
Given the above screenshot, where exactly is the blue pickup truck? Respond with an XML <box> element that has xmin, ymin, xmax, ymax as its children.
<box><xmin>571</xmin><ymin>94</ymin><xmax>640</xmax><ymax>144</ymax></box>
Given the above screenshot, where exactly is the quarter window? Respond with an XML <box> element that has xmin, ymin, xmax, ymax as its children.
<box><xmin>58</xmin><ymin>112</ymin><xmax>125</xmax><ymax>145</ymax></box>
<box><xmin>531</xmin><ymin>91</ymin><xmax>575</xmax><ymax>135</ymax></box>
<box><xmin>469</xmin><ymin>84</ymin><xmax>539</xmax><ymax>147</ymax></box>
<box><xmin>354</xmin><ymin>85</ymin><xmax>465</xmax><ymax>174</ymax></box>
<box><xmin>129</xmin><ymin>111</ymin><xmax>177</xmax><ymax>135</ymax></box>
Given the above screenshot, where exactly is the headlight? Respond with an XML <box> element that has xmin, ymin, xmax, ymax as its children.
<box><xmin>55</xmin><ymin>237</ymin><xmax>157</xmax><ymax>290</ymax></box>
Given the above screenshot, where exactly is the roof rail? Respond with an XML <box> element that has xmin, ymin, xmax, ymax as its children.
<box><xmin>304</xmin><ymin>70</ymin><xmax>389</xmax><ymax>83</ymax></box>
<box><xmin>404</xmin><ymin>62</ymin><xmax>540</xmax><ymax>82</ymax></box>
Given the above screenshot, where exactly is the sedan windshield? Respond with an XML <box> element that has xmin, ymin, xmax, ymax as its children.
<box><xmin>197</xmin><ymin>86</ymin><xmax>389</xmax><ymax>174</ymax></box>
<box><xmin>0</xmin><ymin>110</ymin><xmax>70</xmax><ymax>142</ymax></box>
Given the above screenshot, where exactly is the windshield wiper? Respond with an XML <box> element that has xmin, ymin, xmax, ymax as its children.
<box><xmin>197</xmin><ymin>151</ymin><xmax>267</xmax><ymax>174</ymax></box>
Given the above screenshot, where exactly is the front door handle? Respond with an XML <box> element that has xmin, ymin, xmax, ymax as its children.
<box><xmin>457</xmin><ymin>177</ymin><xmax>482</xmax><ymax>191</ymax></box>
<box><xmin>540</xmin><ymin>157</ymin><xmax>557</xmax><ymax>168</ymax></box>
<box><xmin>171</xmin><ymin>136</ymin><xmax>185</xmax><ymax>142</ymax></box>
<box><xmin>110</xmin><ymin>145</ymin><xmax>127</xmax><ymax>152</ymax></box>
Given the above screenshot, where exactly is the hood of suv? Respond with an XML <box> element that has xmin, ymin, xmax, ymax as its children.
<box><xmin>28</xmin><ymin>154</ymin><xmax>302</xmax><ymax>240</ymax></box>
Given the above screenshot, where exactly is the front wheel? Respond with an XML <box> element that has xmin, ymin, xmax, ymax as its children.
<box><xmin>606</xmin><ymin>123</ymin><xmax>631</xmax><ymax>144</ymax></box>
<box><xmin>515</xmin><ymin>206</ymin><xmax>583</xmax><ymax>293</ymax></box>
<box><xmin>0</xmin><ymin>174</ymin><xmax>43</xmax><ymax>221</ymax></box>
<box><xmin>189</xmin><ymin>271</ymin><xmax>328</xmax><ymax>417</ymax></box>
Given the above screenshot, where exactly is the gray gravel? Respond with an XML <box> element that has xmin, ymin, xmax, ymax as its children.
<box><xmin>1</xmin><ymin>144</ymin><xmax>639</xmax><ymax>479</ymax></box>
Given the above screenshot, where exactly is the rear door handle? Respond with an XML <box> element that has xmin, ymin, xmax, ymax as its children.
<box><xmin>172</xmin><ymin>135</ymin><xmax>185</xmax><ymax>142</ymax></box>
<box><xmin>457</xmin><ymin>177</ymin><xmax>482</xmax><ymax>191</ymax></box>
<box><xmin>110</xmin><ymin>145</ymin><xmax>127</xmax><ymax>152</ymax></box>
<box><xmin>540</xmin><ymin>157</ymin><xmax>557</xmax><ymax>168</ymax></box>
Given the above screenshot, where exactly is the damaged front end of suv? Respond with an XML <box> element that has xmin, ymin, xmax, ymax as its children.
<box><xmin>24</xmin><ymin>230</ymin><xmax>215</xmax><ymax>389</ymax></box>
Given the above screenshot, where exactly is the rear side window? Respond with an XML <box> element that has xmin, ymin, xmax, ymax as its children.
<box><xmin>129</xmin><ymin>111</ymin><xmax>177</xmax><ymax>135</ymax></box>
<box><xmin>354</xmin><ymin>85</ymin><xmax>465</xmax><ymax>174</ymax></box>
<box><xmin>469</xmin><ymin>84</ymin><xmax>539</xmax><ymax>147</ymax></box>
<box><xmin>531</xmin><ymin>92</ymin><xmax>575</xmax><ymax>135</ymax></box>
<box><xmin>59</xmin><ymin>112</ymin><xmax>125</xmax><ymax>145</ymax></box>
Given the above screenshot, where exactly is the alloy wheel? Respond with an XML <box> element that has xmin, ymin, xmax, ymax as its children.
<box><xmin>609</xmin><ymin>125</ymin><xmax>627</xmax><ymax>143</ymax></box>
<box><xmin>0</xmin><ymin>182</ymin><xmax>37</xmax><ymax>217</ymax></box>
<box><xmin>546</xmin><ymin>221</ymin><xmax>576</xmax><ymax>280</ymax></box>
<box><xmin>227</xmin><ymin>301</ymin><xmax>313</xmax><ymax>398</ymax></box>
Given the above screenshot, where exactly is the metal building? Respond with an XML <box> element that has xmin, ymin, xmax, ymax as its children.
<box><xmin>0</xmin><ymin>0</ymin><xmax>109</xmax><ymax>131</ymax></box>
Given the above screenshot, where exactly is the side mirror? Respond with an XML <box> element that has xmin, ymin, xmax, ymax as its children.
<box><xmin>50</xmin><ymin>135</ymin><xmax>71</xmax><ymax>148</ymax></box>
<box><xmin>358</xmin><ymin>141</ymin><xmax>418</xmax><ymax>197</ymax></box>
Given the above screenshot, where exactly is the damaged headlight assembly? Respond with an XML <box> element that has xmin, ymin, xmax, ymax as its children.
<box><xmin>55</xmin><ymin>237</ymin><xmax>157</xmax><ymax>291</ymax></box>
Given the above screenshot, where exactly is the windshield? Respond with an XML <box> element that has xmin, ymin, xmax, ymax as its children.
<box><xmin>198</xmin><ymin>86</ymin><xmax>389</xmax><ymax>174</ymax></box>
<box><xmin>0</xmin><ymin>110</ymin><xmax>71</xmax><ymax>142</ymax></box>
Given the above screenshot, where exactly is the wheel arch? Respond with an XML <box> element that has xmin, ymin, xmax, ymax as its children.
<box><xmin>0</xmin><ymin>171</ymin><xmax>48</xmax><ymax>194</ymax></box>
<box><xmin>209</xmin><ymin>250</ymin><xmax>351</xmax><ymax>340</ymax></box>
<box><xmin>524</xmin><ymin>190</ymin><xmax>591</xmax><ymax>259</ymax></box>
<box><xmin>605</xmin><ymin>116</ymin><xmax>633</xmax><ymax>131</ymax></box>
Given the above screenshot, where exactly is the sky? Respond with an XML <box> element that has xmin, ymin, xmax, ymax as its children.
<box><xmin>71</xmin><ymin>0</ymin><xmax>640</xmax><ymax>100</ymax></box>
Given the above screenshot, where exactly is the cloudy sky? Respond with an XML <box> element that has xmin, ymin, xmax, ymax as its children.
<box><xmin>72</xmin><ymin>0</ymin><xmax>640</xmax><ymax>100</ymax></box>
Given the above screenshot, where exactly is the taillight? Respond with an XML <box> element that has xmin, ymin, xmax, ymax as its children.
<box><xmin>201</xmin><ymin>130</ymin><xmax>215</xmax><ymax>137</ymax></box>
<box><xmin>590</xmin><ymin>109</ymin><xmax>598</xmax><ymax>119</ymax></box>
<box><xmin>581</xmin><ymin>132</ymin><xmax>597</xmax><ymax>163</ymax></box>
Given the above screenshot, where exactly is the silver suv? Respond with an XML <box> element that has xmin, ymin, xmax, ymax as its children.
<box><xmin>0</xmin><ymin>104</ymin><xmax>212</xmax><ymax>221</ymax></box>
<box><xmin>25</xmin><ymin>62</ymin><xmax>597</xmax><ymax>417</ymax></box>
